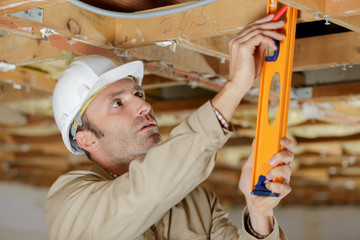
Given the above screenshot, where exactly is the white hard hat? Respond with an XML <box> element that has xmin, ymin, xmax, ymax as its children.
<box><xmin>52</xmin><ymin>55</ymin><xmax>144</xmax><ymax>154</ymax></box>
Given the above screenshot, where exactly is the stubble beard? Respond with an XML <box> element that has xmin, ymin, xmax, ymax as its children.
<box><xmin>107</xmin><ymin>125</ymin><xmax>162</xmax><ymax>165</ymax></box>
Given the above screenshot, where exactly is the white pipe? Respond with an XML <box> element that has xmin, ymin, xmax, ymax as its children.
<box><xmin>69</xmin><ymin>0</ymin><xmax>218</xmax><ymax>19</ymax></box>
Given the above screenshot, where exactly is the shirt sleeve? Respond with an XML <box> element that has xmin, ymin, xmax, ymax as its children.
<box><xmin>239</xmin><ymin>208</ymin><xmax>287</xmax><ymax>240</ymax></box>
<box><xmin>212</xmin><ymin>107</ymin><xmax>229</xmax><ymax>129</ymax></box>
<box><xmin>45</xmin><ymin>101</ymin><xmax>233</xmax><ymax>240</ymax></box>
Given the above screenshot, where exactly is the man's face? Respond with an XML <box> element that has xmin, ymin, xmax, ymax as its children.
<box><xmin>84</xmin><ymin>78</ymin><xmax>161</xmax><ymax>163</ymax></box>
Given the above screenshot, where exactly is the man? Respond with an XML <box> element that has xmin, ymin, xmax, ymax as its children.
<box><xmin>46</xmin><ymin>14</ymin><xmax>293</xmax><ymax>239</ymax></box>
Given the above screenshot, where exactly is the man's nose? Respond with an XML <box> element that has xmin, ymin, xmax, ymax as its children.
<box><xmin>137</xmin><ymin>98</ymin><xmax>151</xmax><ymax>116</ymax></box>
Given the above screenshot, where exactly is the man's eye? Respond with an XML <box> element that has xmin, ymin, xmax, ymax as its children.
<box><xmin>135</xmin><ymin>92</ymin><xmax>144</xmax><ymax>99</ymax></box>
<box><xmin>112</xmin><ymin>100</ymin><xmax>123</xmax><ymax>108</ymax></box>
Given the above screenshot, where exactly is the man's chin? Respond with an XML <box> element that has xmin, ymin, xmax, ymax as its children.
<box><xmin>137</xmin><ymin>129</ymin><xmax>162</xmax><ymax>151</ymax></box>
<box><xmin>137</xmin><ymin>135</ymin><xmax>161</xmax><ymax>156</ymax></box>
<box><xmin>149</xmin><ymin>132</ymin><xmax>162</xmax><ymax>145</ymax></box>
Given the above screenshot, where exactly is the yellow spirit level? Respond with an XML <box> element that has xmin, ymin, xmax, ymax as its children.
<box><xmin>251</xmin><ymin>0</ymin><xmax>297</xmax><ymax>197</ymax></box>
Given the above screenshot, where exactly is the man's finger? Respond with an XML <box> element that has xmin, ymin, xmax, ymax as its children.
<box><xmin>253</xmin><ymin>14</ymin><xmax>275</xmax><ymax>24</ymax></box>
<box><xmin>265</xmin><ymin>182</ymin><xmax>292</xmax><ymax>197</ymax></box>
<box><xmin>269</xmin><ymin>150</ymin><xmax>294</xmax><ymax>166</ymax></box>
<box><xmin>280</xmin><ymin>138</ymin><xmax>293</xmax><ymax>151</ymax></box>
<box><xmin>231</xmin><ymin>22</ymin><xmax>285</xmax><ymax>45</ymax></box>
<box><xmin>266</xmin><ymin>165</ymin><xmax>292</xmax><ymax>182</ymax></box>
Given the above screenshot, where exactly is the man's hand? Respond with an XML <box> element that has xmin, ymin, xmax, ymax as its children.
<box><xmin>239</xmin><ymin>138</ymin><xmax>294</xmax><ymax>236</ymax></box>
<box><xmin>228</xmin><ymin>14</ymin><xmax>285</xmax><ymax>97</ymax></box>
<box><xmin>211</xmin><ymin>14</ymin><xmax>285</xmax><ymax>123</ymax></box>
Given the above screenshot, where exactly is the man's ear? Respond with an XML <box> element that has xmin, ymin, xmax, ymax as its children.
<box><xmin>75</xmin><ymin>130</ymin><xmax>99</xmax><ymax>153</ymax></box>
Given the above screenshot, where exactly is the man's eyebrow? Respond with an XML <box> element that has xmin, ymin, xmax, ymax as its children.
<box><xmin>134</xmin><ymin>85</ymin><xmax>144</xmax><ymax>92</ymax></box>
<box><xmin>106</xmin><ymin>85</ymin><xmax>144</xmax><ymax>100</ymax></box>
<box><xmin>107</xmin><ymin>90</ymin><xmax>125</xmax><ymax>101</ymax></box>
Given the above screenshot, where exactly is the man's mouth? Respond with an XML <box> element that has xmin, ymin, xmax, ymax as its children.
<box><xmin>139</xmin><ymin>120</ymin><xmax>157</xmax><ymax>131</ymax></box>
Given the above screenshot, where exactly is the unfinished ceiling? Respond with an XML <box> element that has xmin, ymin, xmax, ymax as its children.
<box><xmin>0</xmin><ymin>0</ymin><xmax>360</xmax><ymax>206</ymax></box>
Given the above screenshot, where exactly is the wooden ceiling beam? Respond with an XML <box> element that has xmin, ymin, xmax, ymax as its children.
<box><xmin>0</xmin><ymin>0</ymin><xmax>267</xmax><ymax>49</ymax></box>
<box><xmin>2</xmin><ymin>133</ymin><xmax>61</xmax><ymax>144</ymax></box>
<box><xmin>180</xmin><ymin>31</ymin><xmax>360</xmax><ymax>71</ymax></box>
<box><xmin>142</xmin><ymin>74</ymin><xmax>187</xmax><ymax>90</ymax></box>
<box><xmin>1</xmin><ymin>1</ymin><xmax>357</xmax><ymax>73</ymax></box>
<box><xmin>0</xmin><ymin>2</ymin><xmax>116</xmax><ymax>46</ymax></box>
<box><xmin>293</xmin><ymin>82</ymin><xmax>360</xmax><ymax>104</ymax></box>
<box><xmin>279</xmin><ymin>0</ymin><xmax>360</xmax><ymax>32</ymax></box>
<box><xmin>152</xmin><ymin>97</ymin><xmax>209</xmax><ymax>113</ymax></box>
<box><xmin>294</xmin><ymin>155</ymin><xmax>359</xmax><ymax>168</ymax></box>
<box><xmin>0</xmin><ymin>81</ymin><xmax>50</xmax><ymax>104</ymax></box>
<box><xmin>0</xmin><ymin>0</ymin><xmax>68</xmax><ymax>14</ymax></box>
<box><xmin>5</xmin><ymin>167</ymin><xmax>65</xmax><ymax>182</ymax></box>
<box><xmin>114</xmin><ymin>0</ymin><xmax>267</xmax><ymax>47</ymax></box>
<box><xmin>38</xmin><ymin>2</ymin><xmax>116</xmax><ymax>46</ymax></box>
<box><xmin>0</xmin><ymin>67</ymin><xmax>56</xmax><ymax>93</ymax></box>
<box><xmin>0</xmin><ymin>0</ymin><xmax>358</xmax><ymax>69</ymax></box>
<box><xmin>296</xmin><ymin>132</ymin><xmax>360</xmax><ymax>144</ymax></box>
<box><xmin>297</xmin><ymin>82</ymin><xmax>360</xmax><ymax>101</ymax></box>
<box><xmin>293</xmin><ymin>32</ymin><xmax>360</xmax><ymax>71</ymax></box>
<box><xmin>131</xmin><ymin>45</ymin><xmax>218</xmax><ymax>76</ymax></box>
<box><xmin>331</xmin><ymin>15</ymin><xmax>360</xmax><ymax>33</ymax></box>
<box><xmin>6</xmin><ymin>156</ymin><xmax>70</xmax><ymax>171</ymax></box>
<box><xmin>279</xmin><ymin>0</ymin><xmax>360</xmax><ymax>17</ymax></box>
<box><xmin>0</xmin><ymin>34</ymin><xmax>63</xmax><ymax>65</ymax></box>
<box><xmin>145</xmin><ymin>62</ymin><xmax>224</xmax><ymax>92</ymax></box>
<box><xmin>2</xmin><ymin>141</ymin><xmax>69</xmax><ymax>155</ymax></box>
<box><xmin>324</xmin><ymin>0</ymin><xmax>360</xmax><ymax>16</ymax></box>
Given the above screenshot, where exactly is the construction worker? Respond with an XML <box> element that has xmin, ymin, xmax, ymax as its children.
<box><xmin>46</xmin><ymin>14</ymin><xmax>293</xmax><ymax>239</ymax></box>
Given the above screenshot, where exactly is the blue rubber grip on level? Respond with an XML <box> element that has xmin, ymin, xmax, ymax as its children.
<box><xmin>265</xmin><ymin>39</ymin><xmax>280</xmax><ymax>62</ymax></box>
<box><xmin>251</xmin><ymin>175</ymin><xmax>280</xmax><ymax>197</ymax></box>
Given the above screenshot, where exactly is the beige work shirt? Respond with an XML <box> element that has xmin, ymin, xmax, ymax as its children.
<box><xmin>45</xmin><ymin>101</ymin><xmax>287</xmax><ymax>239</ymax></box>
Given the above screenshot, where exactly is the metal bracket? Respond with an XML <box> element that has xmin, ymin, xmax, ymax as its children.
<box><xmin>294</xmin><ymin>87</ymin><xmax>313</xmax><ymax>99</ymax></box>
<box><xmin>11</xmin><ymin>8</ymin><xmax>44</xmax><ymax>23</ymax></box>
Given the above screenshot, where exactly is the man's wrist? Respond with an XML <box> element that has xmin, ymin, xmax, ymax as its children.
<box><xmin>247</xmin><ymin>205</ymin><xmax>274</xmax><ymax>237</ymax></box>
<box><xmin>224</xmin><ymin>79</ymin><xmax>248</xmax><ymax>101</ymax></box>
<box><xmin>245</xmin><ymin>214</ymin><xmax>267</xmax><ymax>239</ymax></box>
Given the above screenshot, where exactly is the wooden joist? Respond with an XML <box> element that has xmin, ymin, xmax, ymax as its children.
<box><xmin>0</xmin><ymin>81</ymin><xmax>50</xmax><ymax>104</ymax></box>
<box><xmin>142</xmin><ymin>74</ymin><xmax>187</xmax><ymax>90</ymax></box>
<box><xmin>152</xmin><ymin>97</ymin><xmax>209</xmax><ymax>113</ymax></box>
<box><xmin>6</xmin><ymin>156</ymin><xmax>70</xmax><ymax>171</ymax></box>
<box><xmin>131</xmin><ymin>45</ymin><xmax>218</xmax><ymax>76</ymax></box>
<box><xmin>1</xmin><ymin>1</ymin><xmax>358</xmax><ymax>73</ymax></box>
<box><xmin>279</xmin><ymin>0</ymin><xmax>360</xmax><ymax>16</ymax></box>
<box><xmin>298</xmin><ymin>82</ymin><xmax>360</xmax><ymax>101</ymax></box>
<box><xmin>2</xmin><ymin>141</ymin><xmax>69</xmax><ymax>155</ymax></box>
<box><xmin>0</xmin><ymin>2</ymin><xmax>116</xmax><ymax>45</ymax></box>
<box><xmin>293</xmin><ymin>32</ymin><xmax>360</xmax><ymax>71</ymax></box>
<box><xmin>331</xmin><ymin>15</ymin><xmax>360</xmax><ymax>33</ymax></box>
<box><xmin>180</xmin><ymin>31</ymin><xmax>360</xmax><ymax>71</ymax></box>
<box><xmin>0</xmin><ymin>0</ymin><xmax>68</xmax><ymax>14</ymax></box>
<box><xmin>279</xmin><ymin>0</ymin><xmax>360</xmax><ymax>33</ymax></box>
<box><xmin>0</xmin><ymin>34</ymin><xmax>63</xmax><ymax>65</ymax></box>
<box><xmin>114</xmin><ymin>0</ymin><xmax>267</xmax><ymax>47</ymax></box>
<box><xmin>0</xmin><ymin>0</ymin><xmax>268</xmax><ymax>48</ymax></box>
<box><xmin>0</xmin><ymin>67</ymin><xmax>56</xmax><ymax>92</ymax></box>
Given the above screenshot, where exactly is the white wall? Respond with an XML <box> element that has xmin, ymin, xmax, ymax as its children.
<box><xmin>0</xmin><ymin>182</ymin><xmax>48</xmax><ymax>240</ymax></box>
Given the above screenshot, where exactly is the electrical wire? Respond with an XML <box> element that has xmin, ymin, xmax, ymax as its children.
<box><xmin>69</xmin><ymin>0</ymin><xmax>219</xmax><ymax>19</ymax></box>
